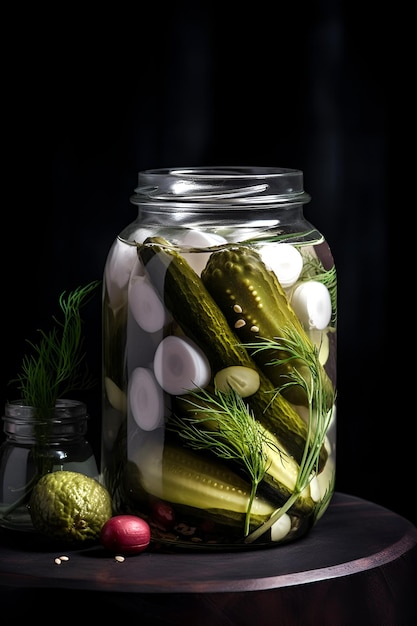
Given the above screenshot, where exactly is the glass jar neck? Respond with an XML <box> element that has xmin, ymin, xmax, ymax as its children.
<box><xmin>130</xmin><ymin>166</ymin><xmax>311</xmax><ymax>209</ymax></box>
<box><xmin>123</xmin><ymin>166</ymin><xmax>317</xmax><ymax>246</ymax></box>
<box><xmin>3</xmin><ymin>399</ymin><xmax>89</xmax><ymax>443</ymax></box>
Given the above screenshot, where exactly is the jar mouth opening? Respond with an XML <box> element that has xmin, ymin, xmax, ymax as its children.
<box><xmin>4</xmin><ymin>399</ymin><xmax>87</xmax><ymax>421</ymax></box>
<box><xmin>131</xmin><ymin>166</ymin><xmax>311</xmax><ymax>208</ymax></box>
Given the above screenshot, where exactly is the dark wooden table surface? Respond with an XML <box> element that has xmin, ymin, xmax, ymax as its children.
<box><xmin>1</xmin><ymin>492</ymin><xmax>416</xmax><ymax>625</ymax></box>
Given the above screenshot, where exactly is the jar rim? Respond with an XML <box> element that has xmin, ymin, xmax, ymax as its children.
<box><xmin>4</xmin><ymin>399</ymin><xmax>87</xmax><ymax>420</ymax></box>
<box><xmin>131</xmin><ymin>166</ymin><xmax>311</xmax><ymax>208</ymax></box>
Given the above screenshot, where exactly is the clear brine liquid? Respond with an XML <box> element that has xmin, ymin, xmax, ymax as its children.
<box><xmin>102</xmin><ymin>231</ymin><xmax>337</xmax><ymax>549</ymax></box>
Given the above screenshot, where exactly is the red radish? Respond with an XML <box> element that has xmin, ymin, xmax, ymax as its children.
<box><xmin>100</xmin><ymin>515</ymin><xmax>151</xmax><ymax>555</ymax></box>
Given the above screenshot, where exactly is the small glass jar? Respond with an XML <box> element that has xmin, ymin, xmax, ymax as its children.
<box><xmin>0</xmin><ymin>399</ymin><xmax>98</xmax><ymax>532</ymax></box>
<box><xmin>101</xmin><ymin>166</ymin><xmax>337</xmax><ymax>550</ymax></box>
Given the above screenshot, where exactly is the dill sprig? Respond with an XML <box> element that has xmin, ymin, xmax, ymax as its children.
<box><xmin>11</xmin><ymin>280</ymin><xmax>101</xmax><ymax>417</ymax></box>
<box><xmin>243</xmin><ymin>329</ymin><xmax>335</xmax><ymax>543</ymax></box>
<box><xmin>168</xmin><ymin>387</ymin><xmax>274</xmax><ymax>536</ymax></box>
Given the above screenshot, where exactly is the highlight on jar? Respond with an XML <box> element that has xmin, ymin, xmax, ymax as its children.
<box><xmin>102</xmin><ymin>230</ymin><xmax>337</xmax><ymax>548</ymax></box>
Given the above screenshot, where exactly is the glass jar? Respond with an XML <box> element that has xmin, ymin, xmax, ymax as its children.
<box><xmin>101</xmin><ymin>166</ymin><xmax>337</xmax><ymax>550</ymax></box>
<box><xmin>0</xmin><ymin>399</ymin><xmax>99</xmax><ymax>532</ymax></box>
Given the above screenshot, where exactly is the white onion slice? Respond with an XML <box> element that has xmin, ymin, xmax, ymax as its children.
<box><xmin>260</xmin><ymin>243</ymin><xmax>303</xmax><ymax>288</ymax></box>
<box><xmin>291</xmin><ymin>281</ymin><xmax>332</xmax><ymax>330</ymax></box>
<box><xmin>129</xmin><ymin>367</ymin><xmax>165</xmax><ymax>431</ymax></box>
<box><xmin>153</xmin><ymin>335</ymin><xmax>211</xmax><ymax>395</ymax></box>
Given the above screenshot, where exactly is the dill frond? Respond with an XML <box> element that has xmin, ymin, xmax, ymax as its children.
<box><xmin>168</xmin><ymin>387</ymin><xmax>274</xmax><ymax>536</ymax></box>
<box><xmin>243</xmin><ymin>329</ymin><xmax>335</xmax><ymax>543</ymax></box>
<box><xmin>10</xmin><ymin>280</ymin><xmax>100</xmax><ymax>417</ymax></box>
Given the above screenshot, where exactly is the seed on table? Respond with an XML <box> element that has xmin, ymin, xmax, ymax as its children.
<box><xmin>115</xmin><ymin>555</ymin><xmax>125</xmax><ymax>562</ymax></box>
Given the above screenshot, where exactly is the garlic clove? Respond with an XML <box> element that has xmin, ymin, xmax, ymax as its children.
<box><xmin>260</xmin><ymin>243</ymin><xmax>303</xmax><ymax>288</ymax></box>
<box><xmin>180</xmin><ymin>230</ymin><xmax>227</xmax><ymax>275</ymax></box>
<box><xmin>129</xmin><ymin>274</ymin><xmax>170</xmax><ymax>332</ymax></box>
<box><xmin>105</xmin><ymin>238</ymin><xmax>140</xmax><ymax>310</ymax></box>
<box><xmin>153</xmin><ymin>335</ymin><xmax>211</xmax><ymax>395</ymax></box>
<box><xmin>129</xmin><ymin>367</ymin><xmax>165</xmax><ymax>431</ymax></box>
<box><xmin>291</xmin><ymin>280</ymin><xmax>332</xmax><ymax>330</ymax></box>
<box><xmin>214</xmin><ymin>366</ymin><xmax>260</xmax><ymax>397</ymax></box>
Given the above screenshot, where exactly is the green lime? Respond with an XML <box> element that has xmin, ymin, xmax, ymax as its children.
<box><xmin>29</xmin><ymin>471</ymin><xmax>113</xmax><ymax>543</ymax></box>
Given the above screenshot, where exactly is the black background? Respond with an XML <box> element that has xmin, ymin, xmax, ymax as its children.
<box><xmin>3</xmin><ymin>5</ymin><xmax>409</xmax><ymax>524</ymax></box>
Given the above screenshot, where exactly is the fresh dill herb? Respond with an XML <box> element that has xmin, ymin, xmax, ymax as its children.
<box><xmin>168</xmin><ymin>387</ymin><xmax>274</xmax><ymax>537</ymax></box>
<box><xmin>243</xmin><ymin>328</ymin><xmax>335</xmax><ymax>543</ymax></box>
<box><xmin>239</xmin><ymin>229</ymin><xmax>321</xmax><ymax>246</ymax></box>
<box><xmin>10</xmin><ymin>280</ymin><xmax>101</xmax><ymax>417</ymax></box>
